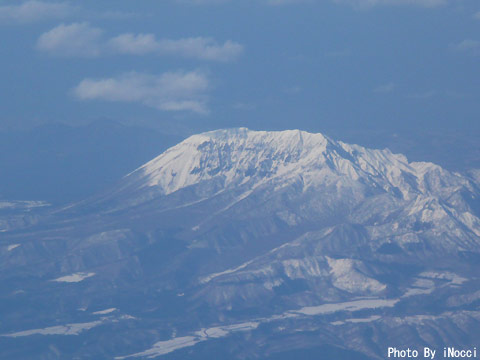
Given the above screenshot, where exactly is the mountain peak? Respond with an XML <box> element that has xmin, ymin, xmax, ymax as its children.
<box><xmin>135</xmin><ymin>128</ymin><xmax>331</xmax><ymax>195</ymax></box>
<box><xmin>109</xmin><ymin>128</ymin><xmax>471</xmax><ymax>223</ymax></box>
<box><xmin>182</xmin><ymin>128</ymin><xmax>329</xmax><ymax>149</ymax></box>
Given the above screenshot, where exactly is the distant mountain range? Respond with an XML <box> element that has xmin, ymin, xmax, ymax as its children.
<box><xmin>2</xmin><ymin>120</ymin><xmax>480</xmax><ymax>205</ymax></box>
<box><xmin>0</xmin><ymin>120</ymin><xmax>181</xmax><ymax>204</ymax></box>
<box><xmin>1</xmin><ymin>128</ymin><xmax>479</xmax><ymax>359</ymax></box>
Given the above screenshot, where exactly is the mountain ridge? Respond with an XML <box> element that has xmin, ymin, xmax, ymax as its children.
<box><xmin>83</xmin><ymin>128</ymin><xmax>480</xmax><ymax>251</ymax></box>
<box><xmin>1</xmin><ymin>128</ymin><xmax>480</xmax><ymax>359</ymax></box>
<box><xmin>127</xmin><ymin>128</ymin><xmax>469</xmax><ymax>199</ymax></box>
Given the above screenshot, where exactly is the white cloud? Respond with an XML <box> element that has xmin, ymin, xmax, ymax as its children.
<box><xmin>109</xmin><ymin>34</ymin><xmax>244</xmax><ymax>61</ymax></box>
<box><xmin>73</xmin><ymin>71</ymin><xmax>210</xmax><ymax>114</ymax></box>
<box><xmin>37</xmin><ymin>24</ymin><xmax>243</xmax><ymax>61</ymax></box>
<box><xmin>373</xmin><ymin>82</ymin><xmax>395</xmax><ymax>93</ymax></box>
<box><xmin>177</xmin><ymin>0</ymin><xmax>229</xmax><ymax>3</ymax></box>
<box><xmin>408</xmin><ymin>90</ymin><xmax>436</xmax><ymax>99</ymax></box>
<box><xmin>452</xmin><ymin>39</ymin><xmax>480</xmax><ymax>55</ymax></box>
<box><xmin>0</xmin><ymin>0</ymin><xmax>74</xmax><ymax>24</ymax></box>
<box><xmin>334</xmin><ymin>0</ymin><xmax>446</xmax><ymax>7</ymax></box>
<box><xmin>36</xmin><ymin>22</ymin><xmax>103</xmax><ymax>57</ymax></box>
<box><xmin>267</xmin><ymin>0</ymin><xmax>312</xmax><ymax>5</ymax></box>
<box><xmin>178</xmin><ymin>0</ymin><xmax>446</xmax><ymax>6</ymax></box>
<box><xmin>283</xmin><ymin>85</ymin><xmax>302</xmax><ymax>94</ymax></box>
<box><xmin>108</xmin><ymin>33</ymin><xmax>159</xmax><ymax>55</ymax></box>
<box><xmin>325</xmin><ymin>49</ymin><xmax>351</xmax><ymax>58</ymax></box>
<box><xmin>455</xmin><ymin>39</ymin><xmax>480</xmax><ymax>50</ymax></box>
<box><xmin>475</xmin><ymin>11</ymin><xmax>480</xmax><ymax>20</ymax></box>
<box><xmin>233</xmin><ymin>102</ymin><xmax>256</xmax><ymax>110</ymax></box>
<box><xmin>161</xmin><ymin>37</ymin><xmax>243</xmax><ymax>62</ymax></box>
<box><xmin>92</xmin><ymin>10</ymin><xmax>143</xmax><ymax>20</ymax></box>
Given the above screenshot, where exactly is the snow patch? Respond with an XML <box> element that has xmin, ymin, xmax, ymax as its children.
<box><xmin>2</xmin><ymin>313</ymin><xmax>135</xmax><ymax>338</ymax></box>
<box><xmin>282</xmin><ymin>257</ymin><xmax>326</xmax><ymax>280</ymax></box>
<box><xmin>200</xmin><ymin>260</ymin><xmax>254</xmax><ymax>283</ymax></box>
<box><xmin>116</xmin><ymin>321</ymin><xmax>259</xmax><ymax>359</ymax></box>
<box><xmin>420</xmin><ymin>271</ymin><xmax>467</xmax><ymax>286</ymax></box>
<box><xmin>92</xmin><ymin>308</ymin><xmax>117</xmax><ymax>315</ymax></box>
<box><xmin>264</xmin><ymin>279</ymin><xmax>283</xmax><ymax>290</ymax></box>
<box><xmin>331</xmin><ymin>315</ymin><xmax>381</xmax><ymax>325</ymax></box>
<box><xmin>53</xmin><ymin>272</ymin><xmax>95</xmax><ymax>283</ymax></box>
<box><xmin>291</xmin><ymin>298</ymin><xmax>398</xmax><ymax>316</ymax></box>
<box><xmin>7</xmin><ymin>244</ymin><xmax>21</xmax><ymax>251</ymax></box>
<box><xmin>402</xmin><ymin>271</ymin><xmax>467</xmax><ymax>298</ymax></box>
<box><xmin>2</xmin><ymin>321</ymin><xmax>103</xmax><ymax>337</ymax></box>
<box><xmin>326</xmin><ymin>257</ymin><xmax>386</xmax><ymax>293</ymax></box>
<box><xmin>117</xmin><ymin>296</ymin><xmax>398</xmax><ymax>359</ymax></box>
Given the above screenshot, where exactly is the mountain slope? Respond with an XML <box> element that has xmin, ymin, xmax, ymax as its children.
<box><xmin>99</xmin><ymin>128</ymin><xmax>474</xmax><ymax>203</ymax></box>
<box><xmin>83</xmin><ymin>128</ymin><xmax>480</xmax><ymax>256</ymax></box>
<box><xmin>1</xmin><ymin>128</ymin><xmax>479</xmax><ymax>360</ymax></box>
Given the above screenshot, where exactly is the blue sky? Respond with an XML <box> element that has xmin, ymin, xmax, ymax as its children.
<box><xmin>1</xmin><ymin>0</ymin><xmax>479</xmax><ymax>133</ymax></box>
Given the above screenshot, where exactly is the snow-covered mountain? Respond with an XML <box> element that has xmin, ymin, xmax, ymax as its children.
<box><xmin>1</xmin><ymin>128</ymin><xmax>479</xmax><ymax>359</ymax></box>
<box><xmin>109</xmin><ymin>128</ymin><xmax>474</xmax><ymax>201</ymax></box>
<box><xmin>93</xmin><ymin>128</ymin><xmax>480</xmax><ymax>256</ymax></box>
<box><xmin>136</xmin><ymin>128</ymin><xmax>466</xmax><ymax>198</ymax></box>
